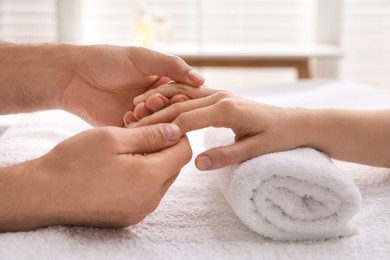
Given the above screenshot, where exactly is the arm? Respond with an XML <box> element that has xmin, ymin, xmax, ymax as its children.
<box><xmin>0</xmin><ymin>124</ymin><xmax>191</xmax><ymax>232</ymax></box>
<box><xmin>305</xmin><ymin>108</ymin><xmax>390</xmax><ymax>167</ymax></box>
<box><xmin>0</xmin><ymin>43</ymin><xmax>200</xmax><ymax>232</ymax></box>
<box><xmin>0</xmin><ymin>43</ymin><xmax>76</xmax><ymax>113</ymax></box>
<box><xmin>129</xmin><ymin>83</ymin><xmax>390</xmax><ymax>169</ymax></box>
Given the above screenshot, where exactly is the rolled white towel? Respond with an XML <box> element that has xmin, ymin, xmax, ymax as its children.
<box><xmin>204</xmin><ymin>127</ymin><xmax>362</xmax><ymax>241</ymax></box>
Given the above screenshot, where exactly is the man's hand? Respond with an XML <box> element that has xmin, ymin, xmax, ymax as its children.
<box><xmin>0</xmin><ymin>123</ymin><xmax>192</xmax><ymax>232</ymax></box>
<box><xmin>0</xmin><ymin>43</ymin><xmax>204</xmax><ymax>125</ymax></box>
<box><xmin>60</xmin><ymin>45</ymin><xmax>204</xmax><ymax>126</ymax></box>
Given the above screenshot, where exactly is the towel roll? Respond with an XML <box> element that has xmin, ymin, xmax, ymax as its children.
<box><xmin>204</xmin><ymin>127</ymin><xmax>362</xmax><ymax>241</ymax></box>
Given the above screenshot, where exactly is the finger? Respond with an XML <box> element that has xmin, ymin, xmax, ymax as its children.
<box><xmin>123</xmin><ymin>111</ymin><xmax>137</xmax><ymax>127</ymax></box>
<box><xmin>170</xmin><ymin>94</ymin><xmax>190</xmax><ymax>105</ymax></box>
<box><xmin>148</xmin><ymin>76</ymin><xmax>172</xmax><ymax>88</ymax></box>
<box><xmin>119</xmin><ymin>123</ymin><xmax>182</xmax><ymax>154</ymax></box>
<box><xmin>145</xmin><ymin>93</ymin><xmax>170</xmax><ymax>112</ymax></box>
<box><xmin>127</xmin><ymin>47</ymin><xmax>205</xmax><ymax>86</ymax></box>
<box><xmin>133</xmin><ymin>92</ymin><xmax>226</xmax><ymax>128</ymax></box>
<box><xmin>133</xmin><ymin>102</ymin><xmax>152</xmax><ymax>120</ymax></box>
<box><xmin>134</xmin><ymin>83</ymin><xmax>217</xmax><ymax>105</ymax></box>
<box><xmin>195</xmin><ymin>135</ymin><xmax>265</xmax><ymax>170</ymax></box>
<box><xmin>172</xmin><ymin>98</ymin><xmax>241</xmax><ymax>134</ymax></box>
<box><xmin>136</xmin><ymin>93</ymin><xmax>188</xmax><ymax>121</ymax></box>
<box><xmin>148</xmin><ymin>135</ymin><xmax>192</xmax><ymax>182</ymax></box>
<box><xmin>132</xmin><ymin>94</ymin><xmax>170</xmax><ymax>122</ymax></box>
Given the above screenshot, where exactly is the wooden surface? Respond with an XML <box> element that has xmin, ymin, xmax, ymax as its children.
<box><xmin>181</xmin><ymin>57</ymin><xmax>311</xmax><ymax>79</ymax></box>
<box><xmin>163</xmin><ymin>44</ymin><xmax>342</xmax><ymax>79</ymax></box>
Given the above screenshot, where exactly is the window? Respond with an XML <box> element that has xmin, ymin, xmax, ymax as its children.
<box><xmin>340</xmin><ymin>0</ymin><xmax>390</xmax><ymax>92</ymax></box>
<box><xmin>0</xmin><ymin>0</ymin><xmax>389</xmax><ymax>91</ymax></box>
<box><xmin>82</xmin><ymin>0</ymin><xmax>316</xmax><ymax>46</ymax></box>
<box><xmin>81</xmin><ymin>0</ymin><xmax>316</xmax><ymax>88</ymax></box>
<box><xmin>0</xmin><ymin>0</ymin><xmax>57</xmax><ymax>42</ymax></box>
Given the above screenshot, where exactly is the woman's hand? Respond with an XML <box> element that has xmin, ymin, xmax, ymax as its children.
<box><xmin>125</xmin><ymin>83</ymin><xmax>309</xmax><ymax>170</ymax></box>
<box><xmin>122</xmin><ymin>83</ymin><xmax>390</xmax><ymax>169</ymax></box>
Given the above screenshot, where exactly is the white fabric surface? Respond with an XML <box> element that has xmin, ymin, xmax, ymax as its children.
<box><xmin>1</xmin><ymin>80</ymin><xmax>390</xmax><ymax>259</ymax></box>
<box><xmin>204</xmin><ymin>128</ymin><xmax>362</xmax><ymax>241</ymax></box>
<box><xmin>0</xmin><ymin>110</ymin><xmax>92</xmax><ymax>167</ymax></box>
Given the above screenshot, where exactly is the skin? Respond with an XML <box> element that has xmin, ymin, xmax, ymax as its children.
<box><xmin>127</xmin><ymin>83</ymin><xmax>390</xmax><ymax>170</ymax></box>
<box><xmin>0</xmin><ymin>43</ymin><xmax>202</xmax><ymax>232</ymax></box>
<box><xmin>0</xmin><ymin>43</ymin><xmax>204</xmax><ymax>126</ymax></box>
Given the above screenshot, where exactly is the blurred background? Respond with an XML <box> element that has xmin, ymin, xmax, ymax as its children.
<box><xmin>0</xmin><ymin>0</ymin><xmax>389</xmax><ymax>92</ymax></box>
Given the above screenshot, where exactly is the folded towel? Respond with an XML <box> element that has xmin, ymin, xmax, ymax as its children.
<box><xmin>204</xmin><ymin>127</ymin><xmax>362</xmax><ymax>241</ymax></box>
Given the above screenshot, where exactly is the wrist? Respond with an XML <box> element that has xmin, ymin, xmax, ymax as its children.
<box><xmin>36</xmin><ymin>43</ymin><xmax>81</xmax><ymax>110</ymax></box>
<box><xmin>297</xmin><ymin>108</ymin><xmax>325</xmax><ymax>149</ymax></box>
<box><xmin>51</xmin><ymin>43</ymin><xmax>84</xmax><ymax>110</ymax></box>
<box><xmin>0</xmin><ymin>158</ymin><xmax>59</xmax><ymax>232</ymax></box>
<box><xmin>0</xmin><ymin>43</ymin><xmax>80</xmax><ymax>113</ymax></box>
<box><xmin>285</xmin><ymin>107</ymin><xmax>318</xmax><ymax>148</ymax></box>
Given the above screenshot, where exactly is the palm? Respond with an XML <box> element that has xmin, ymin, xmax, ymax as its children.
<box><xmin>62</xmin><ymin>46</ymin><xmax>171</xmax><ymax>126</ymax></box>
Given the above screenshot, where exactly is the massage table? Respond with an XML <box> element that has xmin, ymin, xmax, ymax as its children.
<box><xmin>1</xmin><ymin>80</ymin><xmax>390</xmax><ymax>259</ymax></box>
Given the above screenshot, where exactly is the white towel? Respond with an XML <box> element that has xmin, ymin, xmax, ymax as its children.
<box><xmin>0</xmin><ymin>110</ymin><xmax>92</xmax><ymax>167</ymax></box>
<box><xmin>204</xmin><ymin>127</ymin><xmax>362</xmax><ymax>241</ymax></box>
<box><xmin>3</xmin><ymin>81</ymin><xmax>390</xmax><ymax>259</ymax></box>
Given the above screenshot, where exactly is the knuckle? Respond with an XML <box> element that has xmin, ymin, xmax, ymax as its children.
<box><xmin>167</xmin><ymin>83</ymin><xmax>190</xmax><ymax>97</ymax></box>
<box><xmin>184</xmin><ymin>146</ymin><xmax>193</xmax><ymax>163</ymax></box>
<box><xmin>216</xmin><ymin>147</ymin><xmax>236</xmax><ymax>166</ymax></box>
<box><xmin>216</xmin><ymin>97</ymin><xmax>238</xmax><ymax>112</ymax></box>
<box><xmin>168</xmin><ymin>55</ymin><xmax>191</xmax><ymax>75</ymax></box>
<box><xmin>213</xmin><ymin>91</ymin><xmax>233</xmax><ymax>100</ymax></box>
<box><xmin>173</xmin><ymin>111</ymin><xmax>189</xmax><ymax>125</ymax></box>
<box><xmin>168</xmin><ymin>55</ymin><xmax>189</xmax><ymax>72</ymax></box>
<box><xmin>139</xmin><ymin>126</ymin><xmax>164</xmax><ymax>147</ymax></box>
<box><xmin>173</xmin><ymin>113</ymin><xmax>195</xmax><ymax>135</ymax></box>
<box><xmin>95</xmin><ymin>127</ymin><xmax>119</xmax><ymax>145</ymax></box>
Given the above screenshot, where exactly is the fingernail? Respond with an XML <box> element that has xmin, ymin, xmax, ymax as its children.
<box><xmin>148</xmin><ymin>96</ymin><xmax>166</xmax><ymax>112</ymax></box>
<box><xmin>123</xmin><ymin>112</ymin><xmax>135</xmax><ymax>126</ymax></box>
<box><xmin>133</xmin><ymin>94</ymin><xmax>145</xmax><ymax>104</ymax></box>
<box><xmin>188</xmin><ymin>70</ymin><xmax>204</xmax><ymax>84</ymax></box>
<box><xmin>197</xmin><ymin>155</ymin><xmax>212</xmax><ymax>170</ymax></box>
<box><xmin>161</xmin><ymin>124</ymin><xmax>181</xmax><ymax>142</ymax></box>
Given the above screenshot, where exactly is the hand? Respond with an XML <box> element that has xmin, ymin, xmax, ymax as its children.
<box><xmin>0</xmin><ymin>123</ymin><xmax>192</xmax><ymax>231</ymax></box>
<box><xmin>126</xmin><ymin>83</ymin><xmax>308</xmax><ymax>170</ymax></box>
<box><xmin>123</xmin><ymin>82</ymin><xmax>192</xmax><ymax>126</ymax></box>
<box><xmin>125</xmin><ymin>83</ymin><xmax>390</xmax><ymax>169</ymax></box>
<box><xmin>60</xmin><ymin>45</ymin><xmax>204</xmax><ymax>126</ymax></box>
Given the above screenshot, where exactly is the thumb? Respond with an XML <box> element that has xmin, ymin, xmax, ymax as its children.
<box><xmin>120</xmin><ymin>123</ymin><xmax>182</xmax><ymax>154</ymax></box>
<box><xmin>128</xmin><ymin>47</ymin><xmax>205</xmax><ymax>87</ymax></box>
<box><xmin>194</xmin><ymin>136</ymin><xmax>263</xmax><ymax>171</ymax></box>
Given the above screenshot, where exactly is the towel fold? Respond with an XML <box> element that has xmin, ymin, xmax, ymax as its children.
<box><xmin>204</xmin><ymin>127</ymin><xmax>362</xmax><ymax>241</ymax></box>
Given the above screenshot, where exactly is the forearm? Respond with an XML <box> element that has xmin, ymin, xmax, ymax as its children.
<box><xmin>0</xmin><ymin>42</ymin><xmax>79</xmax><ymax>114</ymax></box>
<box><xmin>0</xmin><ymin>159</ymin><xmax>55</xmax><ymax>232</ymax></box>
<box><xmin>305</xmin><ymin>109</ymin><xmax>390</xmax><ymax>167</ymax></box>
